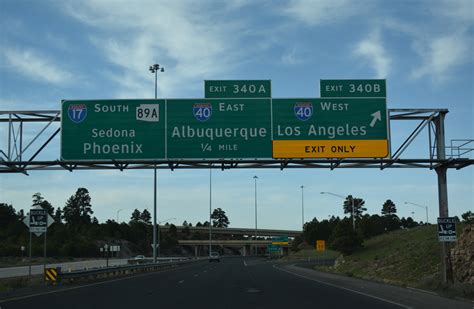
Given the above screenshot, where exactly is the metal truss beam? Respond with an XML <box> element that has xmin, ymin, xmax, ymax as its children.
<box><xmin>1</xmin><ymin>108</ymin><xmax>472</xmax><ymax>173</ymax></box>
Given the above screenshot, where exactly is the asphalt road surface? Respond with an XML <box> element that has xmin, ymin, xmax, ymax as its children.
<box><xmin>1</xmin><ymin>257</ymin><xmax>471</xmax><ymax>309</ymax></box>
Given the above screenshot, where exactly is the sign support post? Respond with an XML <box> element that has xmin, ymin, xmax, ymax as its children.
<box><xmin>43</xmin><ymin>229</ymin><xmax>47</xmax><ymax>281</ymax></box>
<box><xmin>28</xmin><ymin>230</ymin><xmax>32</xmax><ymax>280</ymax></box>
<box><xmin>435</xmin><ymin>111</ymin><xmax>453</xmax><ymax>284</ymax></box>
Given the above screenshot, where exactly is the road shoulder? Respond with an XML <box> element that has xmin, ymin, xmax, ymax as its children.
<box><xmin>274</xmin><ymin>263</ymin><xmax>473</xmax><ymax>309</ymax></box>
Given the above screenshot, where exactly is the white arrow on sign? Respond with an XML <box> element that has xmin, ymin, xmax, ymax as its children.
<box><xmin>370</xmin><ymin>111</ymin><xmax>381</xmax><ymax>127</ymax></box>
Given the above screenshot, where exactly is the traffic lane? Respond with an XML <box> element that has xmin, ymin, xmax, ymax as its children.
<box><xmin>1</xmin><ymin>260</ymin><xmax>211</xmax><ymax>309</ymax></box>
<box><xmin>280</xmin><ymin>263</ymin><xmax>473</xmax><ymax>309</ymax></box>
<box><xmin>140</xmin><ymin>257</ymin><xmax>402</xmax><ymax>309</ymax></box>
<box><xmin>2</xmin><ymin>257</ymin><xmax>401</xmax><ymax>309</ymax></box>
<box><xmin>237</xmin><ymin>258</ymin><xmax>402</xmax><ymax>309</ymax></box>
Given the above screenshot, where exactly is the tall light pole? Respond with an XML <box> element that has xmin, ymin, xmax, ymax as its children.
<box><xmin>321</xmin><ymin>191</ymin><xmax>355</xmax><ymax>230</ymax></box>
<box><xmin>116</xmin><ymin>209</ymin><xmax>123</xmax><ymax>223</ymax></box>
<box><xmin>149</xmin><ymin>63</ymin><xmax>164</xmax><ymax>263</ymax></box>
<box><xmin>253</xmin><ymin>175</ymin><xmax>258</xmax><ymax>254</ymax></box>
<box><xmin>404</xmin><ymin>201</ymin><xmax>429</xmax><ymax>224</ymax></box>
<box><xmin>300</xmin><ymin>185</ymin><xmax>305</xmax><ymax>230</ymax></box>
<box><xmin>209</xmin><ymin>165</ymin><xmax>212</xmax><ymax>256</ymax></box>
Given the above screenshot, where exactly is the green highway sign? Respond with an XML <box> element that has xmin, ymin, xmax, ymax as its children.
<box><xmin>167</xmin><ymin>99</ymin><xmax>272</xmax><ymax>159</ymax></box>
<box><xmin>272</xmin><ymin>98</ymin><xmax>389</xmax><ymax>158</ymax></box>
<box><xmin>61</xmin><ymin>79</ymin><xmax>391</xmax><ymax>160</ymax></box>
<box><xmin>267</xmin><ymin>244</ymin><xmax>281</xmax><ymax>253</ymax></box>
<box><xmin>205</xmin><ymin>80</ymin><xmax>271</xmax><ymax>98</ymax></box>
<box><xmin>61</xmin><ymin>100</ymin><xmax>166</xmax><ymax>160</ymax></box>
<box><xmin>320</xmin><ymin>79</ymin><xmax>386</xmax><ymax>97</ymax></box>
<box><xmin>272</xmin><ymin>236</ymin><xmax>289</xmax><ymax>245</ymax></box>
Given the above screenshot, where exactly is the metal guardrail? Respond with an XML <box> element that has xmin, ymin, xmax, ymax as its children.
<box><xmin>56</xmin><ymin>258</ymin><xmax>203</xmax><ymax>283</ymax></box>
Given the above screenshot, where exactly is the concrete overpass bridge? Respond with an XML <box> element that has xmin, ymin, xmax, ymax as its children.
<box><xmin>178</xmin><ymin>240</ymin><xmax>290</xmax><ymax>257</ymax></box>
<box><xmin>159</xmin><ymin>226</ymin><xmax>302</xmax><ymax>238</ymax></box>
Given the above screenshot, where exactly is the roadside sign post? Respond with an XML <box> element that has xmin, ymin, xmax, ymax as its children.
<box><xmin>437</xmin><ymin>217</ymin><xmax>457</xmax><ymax>242</ymax></box>
<box><xmin>104</xmin><ymin>244</ymin><xmax>109</xmax><ymax>267</ymax></box>
<box><xmin>22</xmin><ymin>209</ymin><xmax>54</xmax><ymax>281</ymax></box>
<box><xmin>28</xmin><ymin>230</ymin><xmax>32</xmax><ymax>280</ymax></box>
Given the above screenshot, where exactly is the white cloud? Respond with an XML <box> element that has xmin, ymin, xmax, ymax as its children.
<box><xmin>382</xmin><ymin>1</ymin><xmax>473</xmax><ymax>83</ymax></box>
<box><xmin>2</xmin><ymin>48</ymin><xmax>73</xmax><ymax>85</ymax></box>
<box><xmin>61</xmin><ymin>1</ymin><xmax>248</xmax><ymax>98</ymax></box>
<box><xmin>411</xmin><ymin>34</ymin><xmax>472</xmax><ymax>82</ymax></box>
<box><xmin>354</xmin><ymin>30</ymin><xmax>391</xmax><ymax>78</ymax></box>
<box><xmin>281</xmin><ymin>0</ymin><xmax>366</xmax><ymax>26</ymax></box>
<box><xmin>432</xmin><ymin>0</ymin><xmax>474</xmax><ymax>25</ymax></box>
<box><xmin>281</xmin><ymin>47</ymin><xmax>303</xmax><ymax>65</ymax></box>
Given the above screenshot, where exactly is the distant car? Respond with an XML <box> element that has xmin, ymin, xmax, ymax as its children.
<box><xmin>209</xmin><ymin>252</ymin><xmax>220</xmax><ymax>262</ymax></box>
<box><xmin>134</xmin><ymin>255</ymin><xmax>146</xmax><ymax>260</ymax></box>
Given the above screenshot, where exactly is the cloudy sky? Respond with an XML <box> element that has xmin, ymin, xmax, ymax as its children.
<box><xmin>0</xmin><ymin>0</ymin><xmax>473</xmax><ymax>230</ymax></box>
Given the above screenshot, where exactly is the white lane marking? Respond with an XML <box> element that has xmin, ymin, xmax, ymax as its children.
<box><xmin>273</xmin><ymin>265</ymin><xmax>412</xmax><ymax>309</ymax></box>
<box><xmin>406</xmin><ymin>286</ymin><xmax>438</xmax><ymax>296</ymax></box>
<box><xmin>0</xmin><ymin>262</ymin><xmax>200</xmax><ymax>304</ymax></box>
<box><xmin>178</xmin><ymin>280</ymin><xmax>185</xmax><ymax>284</ymax></box>
<box><xmin>194</xmin><ymin>274</ymin><xmax>199</xmax><ymax>277</ymax></box>
<box><xmin>203</xmin><ymin>270</ymin><xmax>207</xmax><ymax>273</ymax></box>
<box><xmin>243</xmin><ymin>260</ymin><xmax>248</xmax><ymax>267</ymax></box>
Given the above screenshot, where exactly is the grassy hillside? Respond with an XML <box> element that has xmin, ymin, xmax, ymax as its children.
<box><xmin>331</xmin><ymin>225</ymin><xmax>441</xmax><ymax>286</ymax></box>
<box><xmin>317</xmin><ymin>224</ymin><xmax>471</xmax><ymax>298</ymax></box>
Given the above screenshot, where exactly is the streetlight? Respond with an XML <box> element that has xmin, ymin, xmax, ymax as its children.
<box><xmin>116</xmin><ymin>209</ymin><xmax>123</xmax><ymax>223</ymax></box>
<box><xmin>149</xmin><ymin>64</ymin><xmax>164</xmax><ymax>99</ymax></box>
<box><xmin>321</xmin><ymin>191</ymin><xmax>355</xmax><ymax>230</ymax></box>
<box><xmin>149</xmin><ymin>63</ymin><xmax>164</xmax><ymax>263</ymax></box>
<box><xmin>404</xmin><ymin>202</ymin><xmax>429</xmax><ymax>224</ymax></box>
<box><xmin>253</xmin><ymin>175</ymin><xmax>258</xmax><ymax>254</ymax></box>
<box><xmin>300</xmin><ymin>185</ymin><xmax>305</xmax><ymax>230</ymax></box>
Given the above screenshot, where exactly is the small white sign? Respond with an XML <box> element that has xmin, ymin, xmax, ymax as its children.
<box><xmin>136</xmin><ymin>104</ymin><xmax>159</xmax><ymax>122</ymax></box>
<box><xmin>438</xmin><ymin>217</ymin><xmax>457</xmax><ymax>242</ymax></box>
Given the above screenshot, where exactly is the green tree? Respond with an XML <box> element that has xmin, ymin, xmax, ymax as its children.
<box><xmin>211</xmin><ymin>208</ymin><xmax>230</xmax><ymax>228</ymax></box>
<box><xmin>62</xmin><ymin>188</ymin><xmax>93</xmax><ymax>225</ymax></box>
<box><xmin>343</xmin><ymin>195</ymin><xmax>366</xmax><ymax>220</ymax></box>
<box><xmin>17</xmin><ymin>209</ymin><xmax>25</xmax><ymax>221</ymax></box>
<box><xmin>0</xmin><ymin>203</ymin><xmax>17</xmax><ymax>226</ymax></box>
<box><xmin>130</xmin><ymin>209</ymin><xmax>141</xmax><ymax>223</ymax></box>
<box><xmin>381</xmin><ymin>199</ymin><xmax>397</xmax><ymax>216</ymax></box>
<box><xmin>330</xmin><ymin>218</ymin><xmax>363</xmax><ymax>255</ymax></box>
<box><xmin>32</xmin><ymin>192</ymin><xmax>55</xmax><ymax>216</ymax></box>
<box><xmin>32</xmin><ymin>192</ymin><xmax>44</xmax><ymax>207</ymax></box>
<box><xmin>53</xmin><ymin>207</ymin><xmax>62</xmax><ymax>224</ymax></box>
<box><xmin>140</xmin><ymin>209</ymin><xmax>151</xmax><ymax>225</ymax></box>
<box><xmin>461</xmin><ymin>211</ymin><xmax>473</xmax><ymax>224</ymax></box>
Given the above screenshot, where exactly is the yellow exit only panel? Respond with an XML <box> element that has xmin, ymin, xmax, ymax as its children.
<box><xmin>272</xmin><ymin>140</ymin><xmax>389</xmax><ymax>158</ymax></box>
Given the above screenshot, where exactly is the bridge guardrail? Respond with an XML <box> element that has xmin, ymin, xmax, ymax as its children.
<box><xmin>56</xmin><ymin>257</ymin><xmax>204</xmax><ymax>283</ymax></box>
